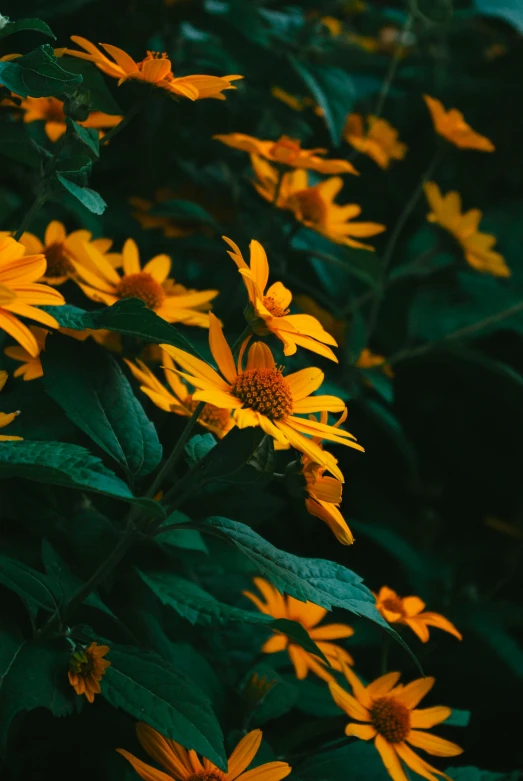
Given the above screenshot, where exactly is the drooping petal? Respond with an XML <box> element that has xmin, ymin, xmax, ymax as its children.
<box><xmin>0</xmin><ymin>311</ymin><xmax>39</xmax><ymax>356</ymax></box>
<box><xmin>115</xmin><ymin>750</ymin><xmax>176</xmax><ymax>781</ymax></box>
<box><xmin>417</xmin><ymin>612</ymin><xmax>462</xmax><ymax>640</ymax></box>
<box><xmin>136</xmin><ymin>723</ymin><xmax>193</xmax><ymax>779</ymax></box>
<box><xmin>374</xmin><ymin>736</ymin><xmax>409</xmax><ymax>781</ymax></box>
<box><xmin>288</xmin><ymin>644</ymin><xmax>311</xmax><ymax>680</ymax></box>
<box><xmin>394</xmin><ymin>742</ymin><xmax>449</xmax><ymax>781</ymax></box>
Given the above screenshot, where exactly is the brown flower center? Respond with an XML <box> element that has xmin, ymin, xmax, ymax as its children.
<box><xmin>115</xmin><ymin>272</ymin><xmax>165</xmax><ymax>310</ymax></box>
<box><xmin>288</xmin><ymin>187</ymin><xmax>327</xmax><ymax>225</ymax></box>
<box><xmin>185</xmin><ymin>395</ymin><xmax>231</xmax><ymax>433</ymax></box>
<box><xmin>270</xmin><ymin>136</ymin><xmax>302</xmax><ymax>164</ymax></box>
<box><xmin>232</xmin><ymin>367</ymin><xmax>293</xmax><ymax>419</ymax></box>
<box><xmin>382</xmin><ymin>596</ymin><xmax>405</xmax><ymax>615</ymax></box>
<box><xmin>44</xmin><ymin>242</ymin><xmax>74</xmax><ymax>278</ymax></box>
<box><xmin>262</xmin><ymin>295</ymin><xmax>289</xmax><ymax>318</ymax></box>
<box><xmin>370</xmin><ymin>697</ymin><xmax>410</xmax><ymax>743</ymax></box>
<box><xmin>69</xmin><ymin>649</ymin><xmax>94</xmax><ymax>677</ymax></box>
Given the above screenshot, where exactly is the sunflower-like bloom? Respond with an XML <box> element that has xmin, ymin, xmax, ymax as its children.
<box><xmin>0</xmin><ymin>235</ymin><xmax>64</xmax><ymax>357</ymax></box>
<box><xmin>224</xmin><ymin>235</ymin><xmax>338</xmax><ymax>361</ymax></box>
<box><xmin>423</xmin><ymin>95</ymin><xmax>494</xmax><ymax>152</ymax></box>
<box><xmin>118</xmin><ymin>724</ymin><xmax>290</xmax><ymax>781</ymax></box>
<box><xmin>0</xmin><ymin>370</ymin><xmax>22</xmax><ymax>441</ymax></box>
<box><xmin>214</xmin><ymin>132</ymin><xmax>358</xmax><ymax>174</ymax></box>
<box><xmin>301</xmin><ymin>409</ymin><xmax>353</xmax><ymax>545</ymax></box>
<box><xmin>329</xmin><ymin>664</ymin><xmax>463</xmax><ymax>781</ymax></box>
<box><xmin>252</xmin><ymin>155</ymin><xmax>385</xmax><ymax>250</ymax></box>
<box><xmin>68</xmin><ymin>641</ymin><xmax>110</xmax><ymax>703</ymax></box>
<box><xmin>4</xmin><ymin>326</ymin><xmax>46</xmax><ymax>381</ymax></box>
<box><xmin>72</xmin><ymin>238</ymin><xmax>218</xmax><ymax>327</ymax></box>
<box><xmin>344</xmin><ymin>114</ymin><xmax>407</xmax><ymax>169</ymax></box>
<box><xmin>15</xmin><ymin>95</ymin><xmax>121</xmax><ymax>142</ymax></box>
<box><xmin>162</xmin><ymin>313</ymin><xmax>363</xmax><ymax>480</ymax></box>
<box><xmin>125</xmin><ymin>351</ymin><xmax>234</xmax><ymax>439</ymax></box>
<box><xmin>17</xmin><ymin>220</ymin><xmax>117</xmax><ymax>285</ymax></box>
<box><xmin>357</xmin><ymin>348</ymin><xmax>394</xmax><ymax>377</ymax></box>
<box><xmin>424</xmin><ymin>182</ymin><xmax>509</xmax><ymax>277</ymax></box>
<box><xmin>374</xmin><ymin>586</ymin><xmax>462</xmax><ymax>643</ymax></box>
<box><xmin>244</xmin><ymin>577</ymin><xmax>354</xmax><ymax>682</ymax></box>
<box><xmin>66</xmin><ymin>37</ymin><xmax>242</xmax><ymax>101</ymax></box>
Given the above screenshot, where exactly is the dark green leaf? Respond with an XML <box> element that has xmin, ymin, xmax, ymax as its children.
<box><xmin>0</xmin><ymin>124</ymin><xmax>41</xmax><ymax>168</ymax></box>
<box><xmin>185</xmin><ymin>433</ymin><xmax>217</xmax><ymax>466</ymax></box>
<box><xmin>103</xmin><ymin>645</ymin><xmax>226</xmax><ymax>769</ymax></box>
<box><xmin>0</xmin><ymin>553</ymin><xmax>56</xmax><ymax>613</ymax></box>
<box><xmin>57</xmin><ymin>57</ymin><xmax>122</xmax><ymax>114</ymax></box>
<box><xmin>272</xmin><ymin>619</ymin><xmax>328</xmax><ymax>664</ymax></box>
<box><xmin>42</xmin><ymin>335</ymin><xmax>162</xmax><ymax>483</ymax></box>
<box><xmin>298</xmin><ymin>741</ymin><xmax>391</xmax><ymax>781</ymax></box>
<box><xmin>0</xmin><ymin>18</ymin><xmax>55</xmax><ymax>40</ymax></box>
<box><xmin>157</xmin><ymin>510</ymin><xmax>208</xmax><ymax>553</ymax></box>
<box><xmin>56</xmin><ymin>174</ymin><xmax>106</xmax><ymax>214</ymax></box>
<box><xmin>67</xmin><ymin>118</ymin><xmax>99</xmax><ymax>157</ymax></box>
<box><xmin>445</xmin><ymin>768</ymin><xmax>521</xmax><ymax>781</ymax></box>
<box><xmin>444</xmin><ymin>709</ymin><xmax>471</xmax><ymax>728</ymax></box>
<box><xmin>0</xmin><ymin>44</ymin><xmax>82</xmax><ymax>98</ymax></box>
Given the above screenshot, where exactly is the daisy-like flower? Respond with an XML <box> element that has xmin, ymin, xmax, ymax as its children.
<box><xmin>0</xmin><ymin>370</ymin><xmax>22</xmax><ymax>441</ymax></box>
<box><xmin>329</xmin><ymin>664</ymin><xmax>463</xmax><ymax>781</ymax></box>
<box><xmin>68</xmin><ymin>641</ymin><xmax>111</xmax><ymax>703</ymax></box>
<box><xmin>125</xmin><ymin>351</ymin><xmax>234</xmax><ymax>439</ymax></box>
<box><xmin>244</xmin><ymin>577</ymin><xmax>354</xmax><ymax>682</ymax></box>
<box><xmin>118</xmin><ymin>723</ymin><xmax>291</xmax><ymax>781</ymax></box>
<box><xmin>4</xmin><ymin>326</ymin><xmax>46</xmax><ymax>380</ymax></box>
<box><xmin>0</xmin><ymin>235</ymin><xmax>64</xmax><ymax>357</ymax></box>
<box><xmin>17</xmin><ymin>220</ymin><xmax>116</xmax><ymax>285</ymax></box>
<box><xmin>162</xmin><ymin>313</ymin><xmax>363</xmax><ymax>480</ymax></box>
<box><xmin>252</xmin><ymin>155</ymin><xmax>385</xmax><ymax>250</ymax></box>
<box><xmin>357</xmin><ymin>348</ymin><xmax>394</xmax><ymax>378</ymax></box>
<box><xmin>424</xmin><ymin>182</ymin><xmax>509</xmax><ymax>277</ymax></box>
<box><xmin>423</xmin><ymin>95</ymin><xmax>495</xmax><ymax>152</ymax></box>
<box><xmin>15</xmin><ymin>95</ymin><xmax>122</xmax><ymax>142</ymax></box>
<box><xmin>66</xmin><ymin>37</ymin><xmax>242</xmax><ymax>101</ymax></box>
<box><xmin>374</xmin><ymin>587</ymin><xmax>462</xmax><ymax>643</ymax></box>
<box><xmin>301</xmin><ymin>410</ymin><xmax>353</xmax><ymax>545</ymax></box>
<box><xmin>214</xmin><ymin>132</ymin><xmax>358</xmax><ymax>175</ymax></box>
<box><xmin>344</xmin><ymin>114</ymin><xmax>407</xmax><ymax>169</ymax></box>
<box><xmin>224</xmin><ymin>235</ymin><xmax>338</xmax><ymax>361</ymax></box>
<box><xmin>72</xmin><ymin>238</ymin><xmax>218</xmax><ymax>327</ymax></box>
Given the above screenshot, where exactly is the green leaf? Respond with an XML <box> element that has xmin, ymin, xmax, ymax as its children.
<box><xmin>42</xmin><ymin>335</ymin><xmax>162</xmax><ymax>484</ymax></box>
<box><xmin>56</xmin><ymin>173</ymin><xmax>106</xmax><ymax>214</ymax></box>
<box><xmin>0</xmin><ymin>553</ymin><xmax>56</xmax><ymax>613</ymax></box>
<box><xmin>157</xmin><ymin>510</ymin><xmax>208</xmax><ymax>553</ymax></box>
<box><xmin>272</xmin><ymin>619</ymin><xmax>328</xmax><ymax>664</ymax></box>
<box><xmin>0</xmin><ymin>44</ymin><xmax>82</xmax><ymax>98</ymax></box>
<box><xmin>289</xmin><ymin>58</ymin><xmax>354</xmax><ymax>146</ymax></box>
<box><xmin>185</xmin><ymin>433</ymin><xmax>217</xmax><ymax>466</ymax></box>
<box><xmin>0</xmin><ymin>18</ymin><xmax>55</xmax><ymax>40</ymax></box>
<box><xmin>444</xmin><ymin>709</ymin><xmax>471</xmax><ymax>728</ymax></box>
<box><xmin>473</xmin><ymin>0</ymin><xmax>523</xmax><ymax>32</ymax></box>
<box><xmin>57</xmin><ymin>57</ymin><xmax>122</xmax><ymax>114</ymax></box>
<box><xmin>298</xmin><ymin>741</ymin><xmax>391</xmax><ymax>781</ymax></box>
<box><xmin>0</xmin><ymin>638</ymin><xmax>73</xmax><ymax>751</ymax></box>
<box><xmin>67</xmin><ymin>118</ymin><xmax>99</xmax><ymax>157</ymax></box>
<box><xmin>183</xmin><ymin>427</ymin><xmax>266</xmax><ymax>486</ymax></box>
<box><xmin>445</xmin><ymin>769</ymin><xmax>521</xmax><ymax>781</ymax></box>
<box><xmin>103</xmin><ymin>644</ymin><xmax>226</xmax><ymax>770</ymax></box>
<box><xmin>0</xmin><ymin>123</ymin><xmax>41</xmax><ymax>168</ymax></box>
<box><xmin>150</xmin><ymin>199</ymin><xmax>218</xmax><ymax>227</ymax></box>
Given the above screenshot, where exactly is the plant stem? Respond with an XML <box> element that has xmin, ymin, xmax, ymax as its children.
<box><xmin>100</xmin><ymin>99</ymin><xmax>145</xmax><ymax>146</ymax></box>
<box><xmin>372</xmin><ymin>13</ymin><xmax>414</xmax><ymax>122</ymax></box>
<box><xmin>231</xmin><ymin>324</ymin><xmax>252</xmax><ymax>356</ymax></box>
<box><xmin>13</xmin><ymin>194</ymin><xmax>47</xmax><ymax>241</ymax></box>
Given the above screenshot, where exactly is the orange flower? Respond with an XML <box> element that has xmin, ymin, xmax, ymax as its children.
<box><xmin>16</xmin><ymin>95</ymin><xmax>121</xmax><ymax>142</ymax></box>
<box><xmin>244</xmin><ymin>577</ymin><xmax>354</xmax><ymax>682</ymax></box>
<box><xmin>357</xmin><ymin>348</ymin><xmax>394</xmax><ymax>378</ymax></box>
<box><xmin>344</xmin><ymin>114</ymin><xmax>407</xmax><ymax>169</ymax></box>
<box><xmin>214</xmin><ymin>132</ymin><xmax>358</xmax><ymax>174</ymax></box>
<box><xmin>375</xmin><ymin>587</ymin><xmax>462</xmax><ymax>643</ymax></box>
<box><xmin>66</xmin><ymin>37</ymin><xmax>242</xmax><ymax>100</ymax></box>
<box><xmin>0</xmin><ymin>370</ymin><xmax>22</xmax><ymax>441</ymax></box>
<box><xmin>68</xmin><ymin>641</ymin><xmax>110</xmax><ymax>703</ymax></box>
<box><xmin>329</xmin><ymin>665</ymin><xmax>463</xmax><ymax>781</ymax></box>
<box><xmin>4</xmin><ymin>326</ymin><xmax>46</xmax><ymax>380</ymax></box>
<box><xmin>423</xmin><ymin>95</ymin><xmax>495</xmax><ymax>152</ymax></box>
<box><xmin>224</xmin><ymin>235</ymin><xmax>338</xmax><ymax>361</ymax></box>
<box><xmin>117</xmin><ymin>723</ymin><xmax>291</xmax><ymax>781</ymax></box>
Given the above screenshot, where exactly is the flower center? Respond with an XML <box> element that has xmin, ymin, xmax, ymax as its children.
<box><xmin>270</xmin><ymin>136</ymin><xmax>302</xmax><ymax>164</ymax></box>
<box><xmin>115</xmin><ymin>272</ymin><xmax>165</xmax><ymax>310</ymax></box>
<box><xmin>288</xmin><ymin>187</ymin><xmax>327</xmax><ymax>225</ymax></box>
<box><xmin>232</xmin><ymin>367</ymin><xmax>293</xmax><ymax>419</ymax></box>
<box><xmin>69</xmin><ymin>650</ymin><xmax>94</xmax><ymax>677</ymax></box>
<box><xmin>382</xmin><ymin>596</ymin><xmax>405</xmax><ymax>615</ymax></box>
<box><xmin>262</xmin><ymin>295</ymin><xmax>289</xmax><ymax>318</ymax></box>
<box><xmin>185</xmin><ymin>395</ymin><xmax>231</xmax><ymax>433</ymax></box>
<box><xmin>370</xmin><ymin>697</ymin><xmax>410</xmax><ymax>743</ymax></box>
<box><xmin>44</xmin><ymin>242</ymin><xmax>74</xmax><ymax>278</ymax></box>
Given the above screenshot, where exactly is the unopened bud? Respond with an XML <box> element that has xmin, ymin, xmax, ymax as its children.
<box><xmin>242</xmin><ymin>673</ymin><xmax>276</xmax><ymax>705</ymax></box>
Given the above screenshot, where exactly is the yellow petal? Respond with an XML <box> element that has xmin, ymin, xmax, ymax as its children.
<box><xmin>328</xmin><ymin>681</ymin><xmax>371</xmax><ymax>721</ymax></box>
<box><xmin>285</xmin><ymin>367</ymin><xmax>324</xmax><ymax>400</ymax></box>
<box><xmin>122</xmin><ymin>238</ymin><xmax>141</xmax><ymax>275</ymax></box>
<box><xmin>392</xmin><ymin>677</ymin><xmax>435</xmax><ymax>708</ymax></box>
<box><xmin>115</xmin><ymin>749</ymin><xmax>177</xmax><ymax>781</ymax></box>
<box><xmin>345</xmin><ymin>723</ymin><xmax>377</xmax><ymax>740</ymax></box>
<box><xmin>374</xmin><ymin>736</ymin><xmax>409</xmax><ymax>781</ymax></box>
<box><xmin>236</xmin><ymin>761</ymin><xmax>291</xmax><ymax>781</ymax></box>
<box><xmin>227</xmin><ymin>730</ymin><xmax>262</xmax><ymax>780</ymax></box>
<box><xmin>246</xmin><ymin>342</ymin><xmax>275</xmax><ymax>370</ymax></box>
<box><xmin>407</xmin><ymin>731</ymin><xmax>463</xmax><ymax>757</ymax></box>
<box><xmin>136</xmin><ymin>723</ymin><xmax>193</xmax><ymax>779</ymax></box>
<box><xmin>208</xmin><ymin>312</ymin><xmax>237</xmax><ymax>383</ymax></box>
<box><xmin>410</xmin><ymin>707</ymin><xmax>452</xmax><ymax>730</ymax></box>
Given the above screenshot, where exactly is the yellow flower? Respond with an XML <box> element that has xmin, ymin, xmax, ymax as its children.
<box><xmin>0</xmin><ymin>235</ymin><xmax>64</xmax><ymax>357</ymax></box>
<box><xmin>66</xmin><ymin>37</ymin><xmax>242</xmax><ymax>100</ymax></box>
<box><xmin>374</xmin><ymin>587</ymin><xmax>462</xmax><ymax>643</ymax></box>
<box><xmin>215</xmin><ymin>132</ymin><xmax>358</xmax><ymax>175</ymax></box>
<box><xmin>162</xmin><ymin>313</ymin><xmax>363</xmax><ymax>480</ymax></box>
<box><xmin>118</xmin><ymin>723</ymin><xmax>291</xmax><ymax>781</ymax></box>
<box><xmin>424</xmin><ymin>182</ymin><xmax>509</xmax><ymax>277</ymax></box>
<box><xmin>125</xmin><ymin>351</ymin><xmax>234</xmax><ymax>438</ymax></box>
<box><xmin>17</xmin><ymin>220</ymin><xmax>117</xmax><ymax>285</ymax></box>
<box><xmin>329</xmin><ymin>665</ymin><xmax>463</xmax><ymax>781</ymax></box>
<box><xmin>423</xmin><ymin>95</ymin><xmax>495</xmax><ymax>152</ymax></box>
<box><xmin>302</xmin><ymin>410</ymin><xmax>353</xmax><ymax>545</ymax></box>
<box><xmin>68</xmin><ymin>641</ymin><xmax>111</xmax><ymax>703</ymax></box>
<box><xmin>16</xmin><ymin>95</ymin><xmax>122</xmax><ymax>142</ymax></box>
<box><xmin>0</xmin><ymin>370</ymin><xmax>22</xmax><ymax>441</ymax></box>
<box><xmin>72</xmin><ymin>238</ymin><xmax>218</xmax><ymax>327</ymax></box>
<box><xmin>244</xmin><ymin>577</ymin><xmax>354</xmax><ymax>682</ymax></box>
<box><xmin>4</xmin><ymin>326</ymin><xmax>46</xmax><ymax>380</ymax></box>
<box><xmin>224</xmin><ymin>235</ymin><xmax>338</xmax><ymax>361</ymax></box>
<box><xmin>252</xmin><ymin>155</ymin><xmax>385</xmax><ymax>250</ymax></box>
<box><xmin>344</xmin><ymin>114</ymin><xmax>407</xmax><ymax>169</ymax></box>
<box><xmin>357</xmin><ymin>348</ymin><xmax>394</xmax><ymax>378</ymax></box>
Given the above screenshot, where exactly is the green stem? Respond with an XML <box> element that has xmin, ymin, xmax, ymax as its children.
<box><xmin>13</xmin><ymin>193</ymin><xmax>47</xmax><ymax>241</ymax></box>
<box><xmin>372</xmin><ymin>13</ymin><xmax>414</xmax><ymax>122</ymax></box>
<box><xmin>231</xmin><ymin>324</ymin><xmax>252</xmax><ymax>357</ymax></box>
<box><xmin>100</xmin><ymin>99</ymin><xmax>145</xmax><ymax>146</ymax></box>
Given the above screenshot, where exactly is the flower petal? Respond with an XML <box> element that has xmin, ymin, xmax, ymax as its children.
<box><xmin>407</xmin><ymin>731</ymin><xmax>463</xmax><ymax>757</ymax></box>
<box><xmin>345</xmin><ymin>723</ymin><xmax>377</xmax><ymax>740</ymax></box>
<box><xmin>227</xmin><ymin>730</ymin><xmax>263</xmax><ymax>780</ymax></box>
<box><xmin>236</xmin><ymin>761</ymin><xmax>291</xmax><ymax>781</ymax></box>
<box><xmin>115</xmin><ymin>750</ymin><xmax>177</xmax><ymax>781</ymax></box>
<box><xmin>410</xmin><ymin>707</ymin><xmax>452</xmax><ymax>730</ymax></box>
<box><xmin>374</xmin><ymin>736</ymin><xmax>408</xmax><ymax>781</ymax></box>
<box><xmin>328</xmin><ymin>681</ymin><xmax>371</xmax><ymax>721</ymax></box>
<box><xmin>209</xmin><ymin>312</ymin><xmax>237</xmax><ymax>383</ymax></box>
<box><xmin>285</xmin><ymin>367</ymin><xmax>324</xmax><ymax>400</ymax></box>
<box><xmin>136</xmin><ymin>723</ymin><xmax>193</xmax><ymax>778</ymax></box>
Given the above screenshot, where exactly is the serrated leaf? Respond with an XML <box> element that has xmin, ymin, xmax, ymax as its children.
<box><xmin>56</xmin><ymin>173</ymin><xmax>106</xmax><ymax>214</ymax></box>
<box><xmin>42</xmin><ymin>335</ymin><xmax>162</xmax><ymax>484</ymax></box>
<box><xmin>0</xmin><ymin>18</ymin><xmax>55</xmax><ymax>40</ymax></box>
<box><xmin>0</xmin><ymin>553</ymin><xmax>56</xmax><ymax>613</ymax></box>
<box><xmin>0</xmin><ymin>44</ymin><xmax>82</xmax><ymax>98</ymax></box>
<box><xmin>103</xmin><ymin>644</ymin><xmax>226</xmax><ymax>769</ymax></box>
